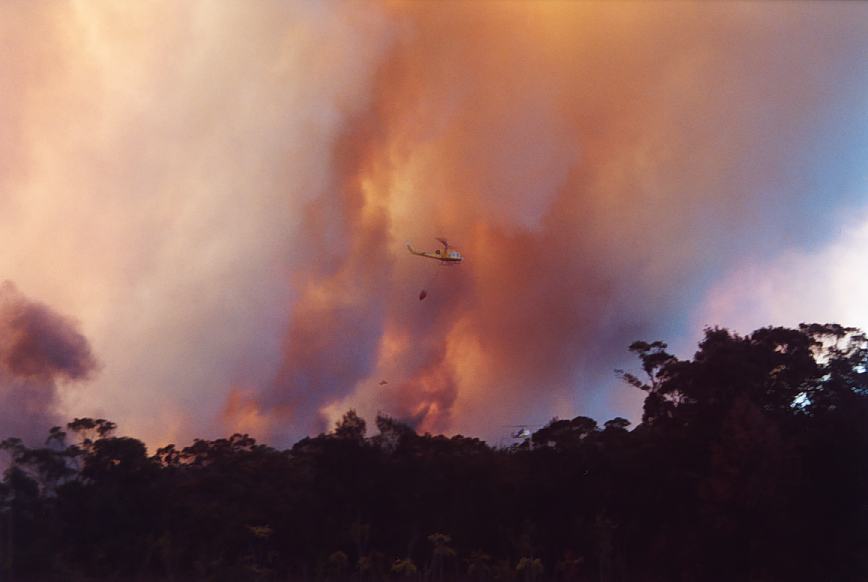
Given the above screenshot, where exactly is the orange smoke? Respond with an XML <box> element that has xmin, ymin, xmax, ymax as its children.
<box><xmin>232</xmin><ymin>1</ymin><xmax>868</xmax><ymax>443</ymax></box>
<box><xmin>222</xmin><ymin>387</ymin><xmax>287</xmax><ymax>439</ymax></box>
<box><xmin>5</xmin><ymin>2</ymin><xmax>858</xmax><ymax>446</ymax></box>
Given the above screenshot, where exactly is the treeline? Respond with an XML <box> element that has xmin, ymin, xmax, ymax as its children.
<box><xmin>1</xmin><ymin>324</ymin><xmax>867</xmax><ymax>581</ymax></box>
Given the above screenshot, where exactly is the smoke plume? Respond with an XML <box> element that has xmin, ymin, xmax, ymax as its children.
<box><xmin>2</xmin><ymin>2</ymin><xmax>868</xmax><ymax>445</ymax></box>
<box><xmin>251</xmin><ymin>2</ymin><xmax>868</xmax><ymax>443</ymax></box>
<box><xmin>0</xmin><ymin>282</ymin><xmax>97</xmax><ymax>442</ymax></box>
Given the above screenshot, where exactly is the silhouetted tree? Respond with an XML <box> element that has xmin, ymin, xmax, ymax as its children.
<box><xmin>335</xmin><ymin>410</ymin><xmax>367</xmax><ymax>441</ymax></box>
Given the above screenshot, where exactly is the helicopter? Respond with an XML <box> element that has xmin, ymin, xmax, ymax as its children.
<box><xmin>406</xmin><ymin>238</ymin><xmax>463</xmax><ymax>264</ymax></box>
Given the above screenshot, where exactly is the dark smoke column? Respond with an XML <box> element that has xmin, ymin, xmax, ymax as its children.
<box><xmin>0</xmin><ymin>281</ymin><xmax>98</xmax><ymax>442</ymax></box>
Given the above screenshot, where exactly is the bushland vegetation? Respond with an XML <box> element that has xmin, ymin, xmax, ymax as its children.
<box><xmin>1</xmin><ymin>324</ymin><xmax>866</xmax><ymax>581</ymax></box>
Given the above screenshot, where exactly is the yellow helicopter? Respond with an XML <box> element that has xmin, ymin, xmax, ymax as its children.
<box><xmin>406</xmin><ymin>238</ymin><xmax>464</xmax><ymax>264</ymax></box>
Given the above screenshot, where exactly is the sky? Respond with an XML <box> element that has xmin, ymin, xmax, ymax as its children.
<box><xmin>1</xmin><ymin>1</ymin><xmax>867</xmax><ymax>448</ymax></box>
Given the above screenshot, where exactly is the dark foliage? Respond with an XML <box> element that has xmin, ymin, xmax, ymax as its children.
<box><xmin>1</xmin><ymin>324</ymin><xmax>866</xmax><ymax>581</ymax></box>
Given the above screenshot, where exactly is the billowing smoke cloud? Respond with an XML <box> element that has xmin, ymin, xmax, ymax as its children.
<box><xmin>3</xmin><ymin>3</ymin><xmax>868</xmax><ymax>446</ymax></box>
<box><xmin>253</xmin><ymin>2</ymin><xmax>868</xmax><ymax>443</ymax></box>
<box><xmin>0</xmin><ymin>282</ymin><xmax>97</xmax><ymax>442</ymax></box>
<box><xmin>0</xmin><ymin>2</ymin><xmax>394</xmax><ymax>446</ymax></box>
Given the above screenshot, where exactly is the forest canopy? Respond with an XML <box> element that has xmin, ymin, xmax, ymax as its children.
<box><xmin>1</xmin><ymin>324</ymin><xmax>866</xmax><ymax>581</ymax></box>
